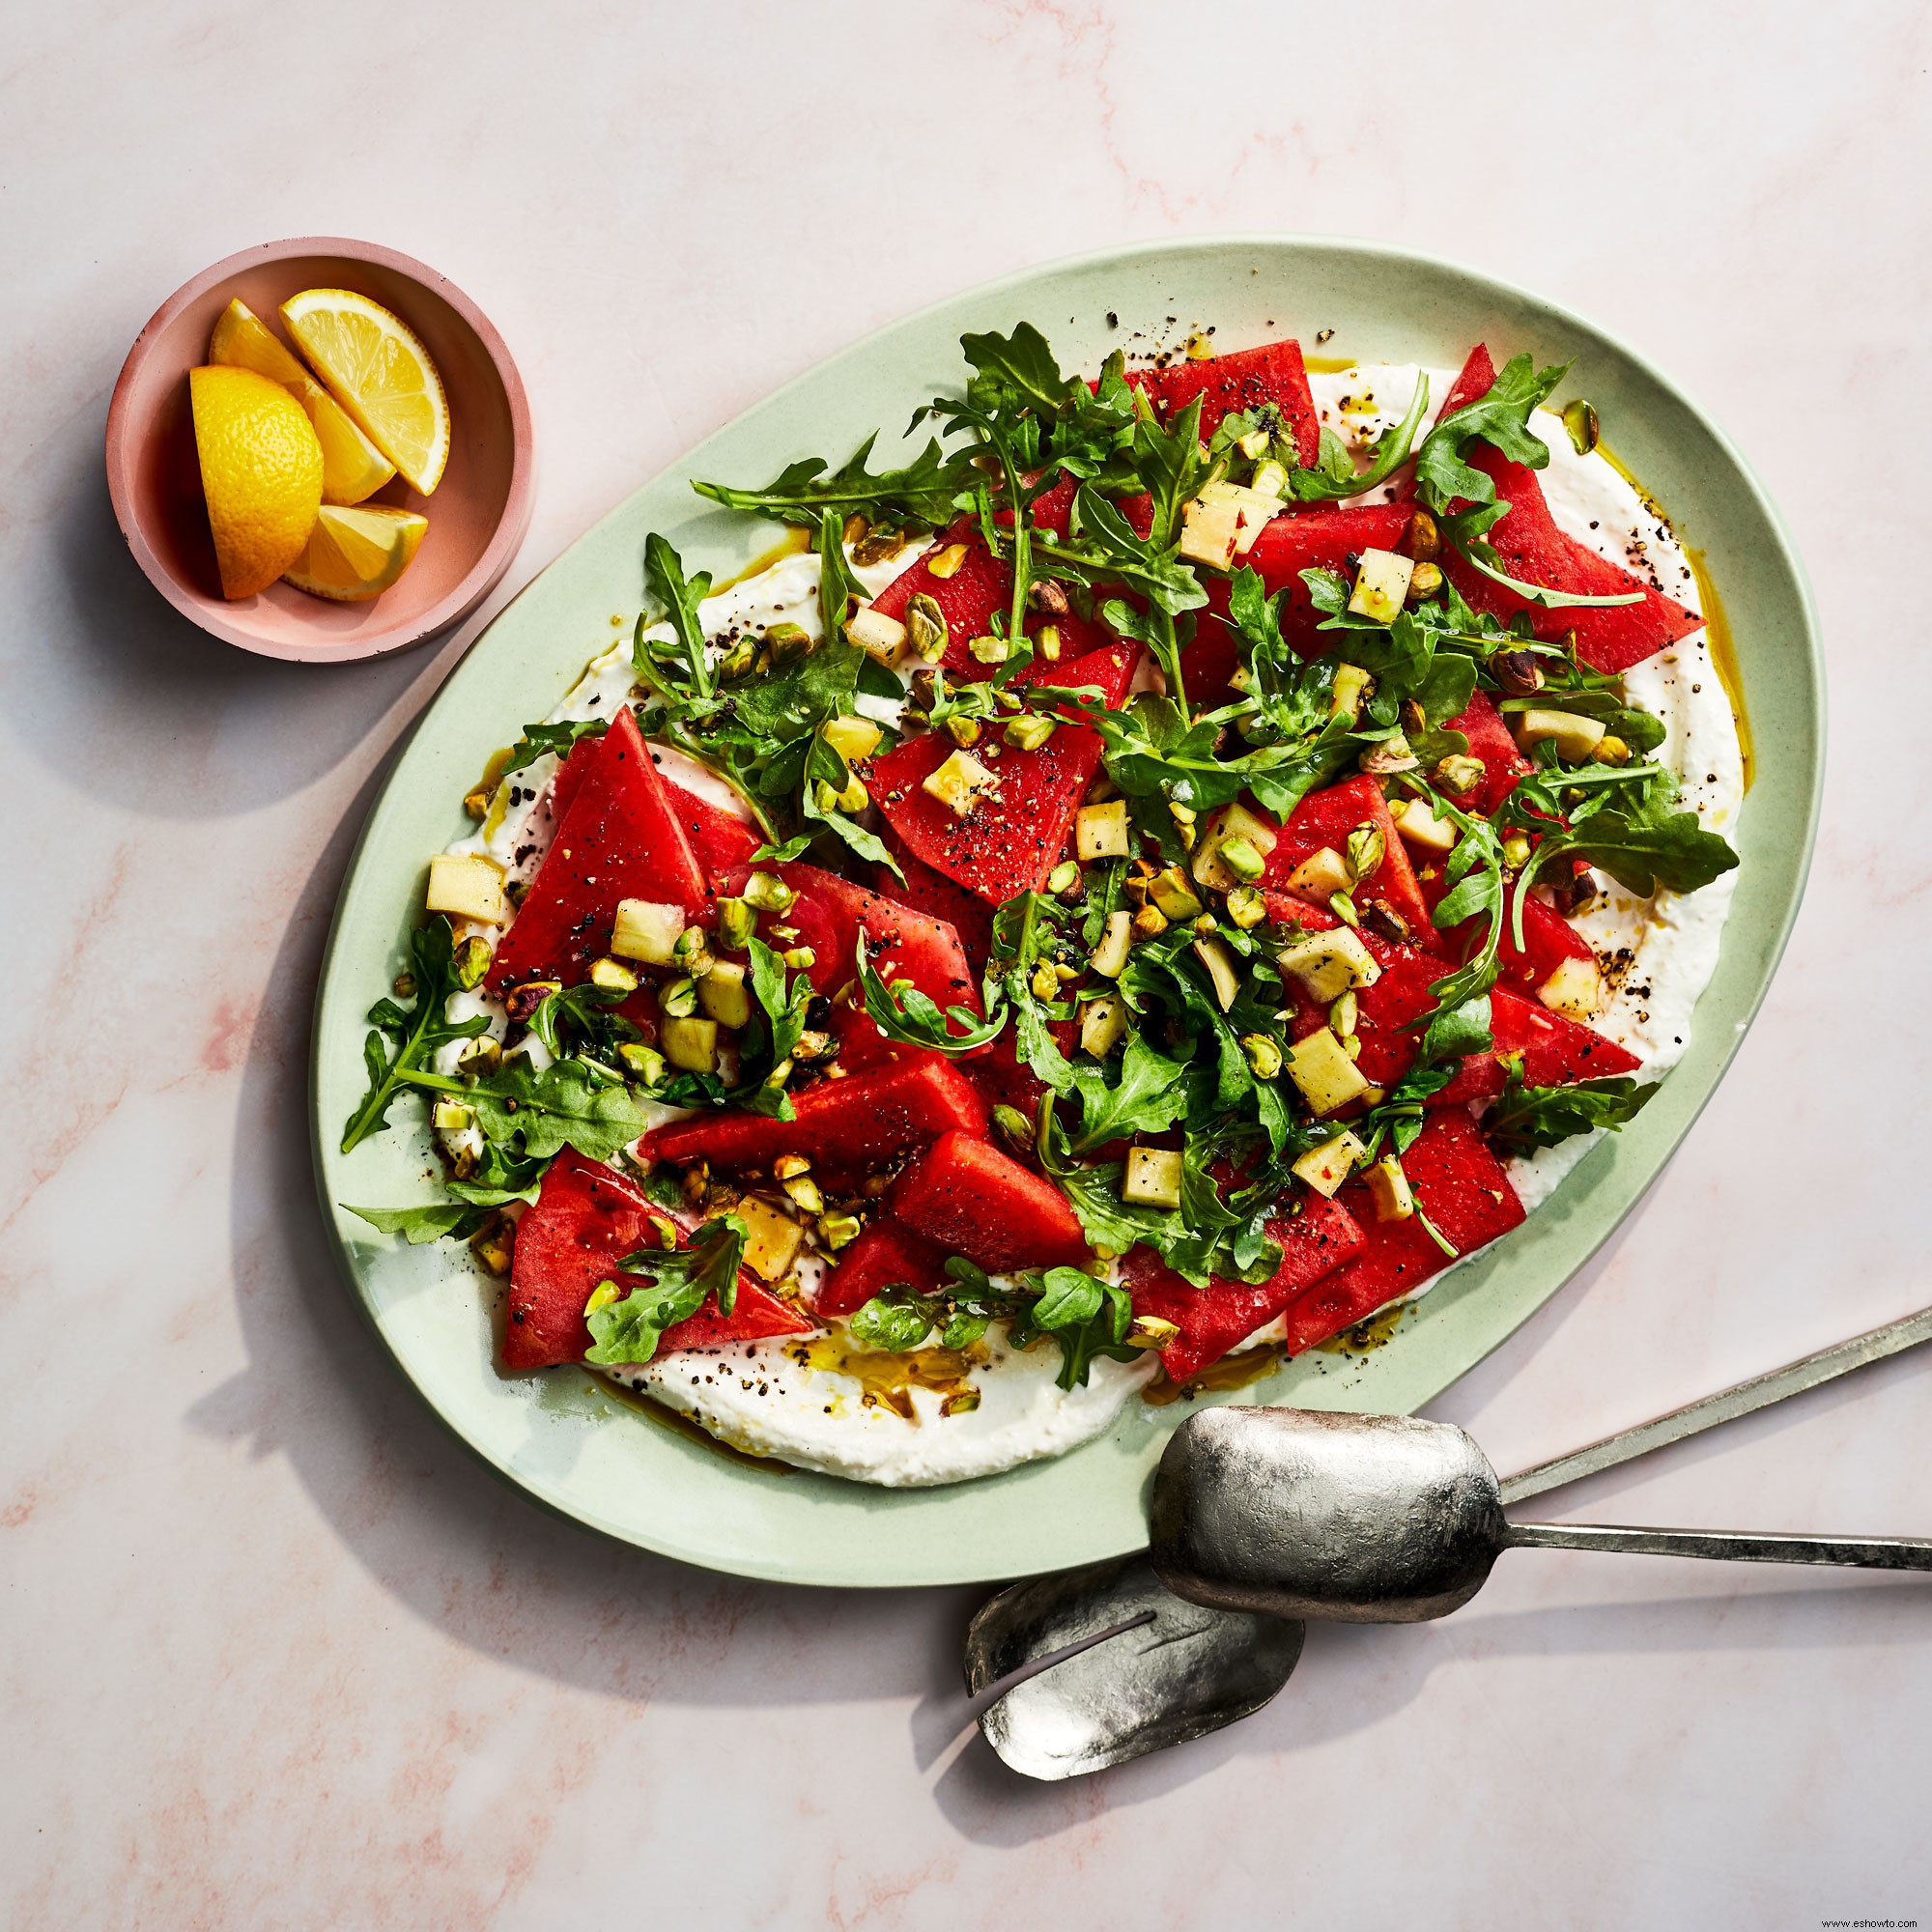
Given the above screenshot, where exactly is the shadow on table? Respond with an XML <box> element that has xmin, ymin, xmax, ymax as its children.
<box><xmin>34</xmin><ymin>402</ymin><xmax>450</xmax><ymax>816</ymax></box>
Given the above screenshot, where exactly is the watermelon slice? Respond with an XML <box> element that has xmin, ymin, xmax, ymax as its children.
<box><xmin>1125</xmin><ymin>338</ymin><xmax>1321</xmax><ymax>465</ymax></box>
<box><xmin>639</xmin><ymin>1056</ymin><xmax>989</xmax><ymax>1186</ymax></box>
<box><xmin>876</xmin><ymin>833</ymin><xmax>995</xmax><ymax>976</ymax></box>
<box><xmin>814</xmin><ymin>1215</ymin><xmax>953</xmax><ymax>1319</ymax></box>
<box><xmin>502</xmin><ymin>1149</ymin><xmax>810</xmax><ymax>1370</ymax></box>
<box><xmin>488</xmin><ymin>706</ymin><xmax>713</xmax><ymax>995</ymax></box>
<box><xmin>1432</xmin><ymin>344</ymin><xmax>1702</xmax><ymax>673</ymax></box>
<box><xmin>1433</xmin><ymin>984</ymin><xmax>1643</xmax><ymax>1104</ymax></box>
<box><xmin>869</xmin><ymin>638</ymin><xmax>1139</xmax><ymax>906</ymax></box>
<box><xmin>1280</xmin><ymin>1111</ymin><xmax>1525</xmax><ymax>1354</ymax></box>
<box><xmin>869</xmin><ymin>525</ymin><xmax>1110</xmax><ymax>681</ymax></box>
<box><xmin>1258</xmin><ymin>773</ymin><xmax>1435</xmax><ymax>942</ymax></box>
<box><xmin>1121</xmin><ymin>1192</ymin><xmax>1367</xmax><ymax>1381</ymax></box>
<box><xmin>890</xmin><ymin>1129</ymin><xmax>1089</xmax><ymax>1272</ymax></box>
<box><xmin>1432</xmin><ymin>882</ymin><xmax>1597</xmax><ymax>1001</ymax></box>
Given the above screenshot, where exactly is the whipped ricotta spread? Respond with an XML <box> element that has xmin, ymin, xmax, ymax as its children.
<box><xmin>438</xmin><ymin>363</ymin><xmax>1743</xmax><ymax>1486</ymax></box>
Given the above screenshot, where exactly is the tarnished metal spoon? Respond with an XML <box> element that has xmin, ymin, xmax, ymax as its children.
<box><xmin>1151</xmin><ymin>1402</ymin><xmax>1932</xmax><ymax>1622</ymax></box>
<box><xmin>971</xmin><ymin>1301</ymin><xmax>1932</xmax><ymax>1776</ymax></box>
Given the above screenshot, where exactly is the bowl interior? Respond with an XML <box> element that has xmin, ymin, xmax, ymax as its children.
<box><xmin>112</xmin><ymin>248</ymin><xmax>522</xmax><ymax>659</ymax></box>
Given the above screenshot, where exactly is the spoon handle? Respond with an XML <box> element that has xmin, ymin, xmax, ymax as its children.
<box><xmin>1504</xmin><ymin>1520</ymin><xmax>1932</xmax><ymax>1571</ymax></box>
<box><xmin>1499</xmin><ymin>1302</ymin><xmax>1932</xmax><ymax>1505</ymax></box>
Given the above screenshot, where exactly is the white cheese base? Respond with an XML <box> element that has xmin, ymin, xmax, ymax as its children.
<box><xmin>611</xmin><ymin>1325</ymin><xmax>1156</xmax><ymax>1487</ymax></box>
<box><xmin>437</xmin><ymin>365</ymin><xmax>1744</xmax><ymax>1485</ymax></box>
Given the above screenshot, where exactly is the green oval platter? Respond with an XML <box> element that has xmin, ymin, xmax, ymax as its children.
<box><xmin>310</xmin><ymin>237</ymin><xmax>1824</xmax><ymax>1588</ymax></box>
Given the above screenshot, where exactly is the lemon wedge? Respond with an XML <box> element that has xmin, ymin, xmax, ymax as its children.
<box><xmin>208</xmin><ymin>298</ymin><xmax>395</xmax><ymax>505</ymax></box>
<box><xmin>281</xmin><ymin>289</ymin><xmax>450</xmax><ymax>496</ymax></box>
<box><xmin>284</xmin><ymin>503</ymin><xmax>428</xmax><ymax>601</ymax></box>
<box><xmin>189</xmin><ymin>365</ymin><xmax>324</xmax><ymax>599</ymax></box>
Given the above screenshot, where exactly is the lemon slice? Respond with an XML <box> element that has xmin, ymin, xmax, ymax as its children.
<box><xmin>284</xmin><ymin>504</ymin><xmax>429</xmax><ymax>602</ymax></box>
<box><xmin>281</xmin><ymin>289</ymin><xmax>450</xmax><ymax>496</ymax></box>
<box><xmin>189</xmin><ymin>365</ymin><xmax>324</xmax><ymax>599</ymax></box>
<box><xmin>209</xmin><ymin>298</ymin><xmax>395</xmax><ymax>505</ymax></box>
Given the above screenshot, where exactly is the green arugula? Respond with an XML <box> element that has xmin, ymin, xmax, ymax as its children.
<box><xmin>341</xmin><ymin>919</ymin><xmax>492</xmax><ymax>1152</ymax></box>
<box><xmin>1486</xmin><ymin>1070</ymin><xmax>1659</xmax><ymax>1157</ymax></box>
<box><xmin>583</xmin><ymin>1215</ymin><xmax>748</xmax><ymax>1366</ymax></box>
<box><xmin>1287</xmin><ymin>370</ymin><xmax>1432</xmax><ymax>503</ymax></box>
<box><xmin>1413</xmin><ymin>353</ymin><xmax>1569</xmax><ymax>512</ymax></box>
<box><xmin>690</xmin><ymin>433</ymin><xmax>975</xmax><ymax>528</ymax></box>
<box><xmin>498</xmin><ymin>716</ymin><xmax>607</xmax><ymax>783</ymax></box>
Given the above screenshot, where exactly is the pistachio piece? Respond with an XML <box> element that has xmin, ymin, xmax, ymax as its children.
<box><xmin>742</xmin><ymin>871</ymin><xmax>797</xmax><ymax>915</ymax></box>
<box><xmin>1359</xmin><ymin>733</ymin><xmax>1419</xmax><ymax>775</ymax></box>
<box><xmin>1004</xmin><ymin>712</ymin><xmax>1058</xmax><ymax>751</ymax></box>
<box><xmin>1491</xmin><ymin>648</ymin><xmax>1545</xmax><ymax>696</ymax></box>
<box><xmin>1240</xmin><ymin>1033</ymin><xmax>1283</xmax><ymax>1080</ymax></box>
<box><xmin>1402</xmin><ymin>508</ymin><xmax>1440</xmax><ymax>562</ymax></box>
<box><xmin>992</xmin><ymin>1104</ymin><xmax>1034</xmax><ymax>1150</ymax></box>
<box><xmin>1029</xmin><ymin>578</ymin><xmax>1070</xmax><ymax>616</ymax></box>
<box><xmin>1435</xmin><ymin>754</ymin><xmax>1487</xmax><ymax>797</ymax></box>
<box><xmin>1345</xmin><ymin>823</ymin><xmax>1386</xmax><ymax>879</ymax></box>
<box><xmin>926</xmin><ymin>542</ymin><xmax>969</xmax><ymax>581</ymax></box>
<box><xmin>452</xmin><ymin>934</ymin><xmax>494</xmax><ymax>990</ymax></box>
<box><xmin>896</xmin><ymin>592</ymin><xmax>945</xmax><ymax>665</ymax></box>
<box><xmin>1406</xmin><ymin>560</ymin><xmax>1444</xmax><ymax>605</ymax></box>
<box><xmin>1047</xmin><ymin>859</ymin><xmax>1084</xmax><ymax>899</ymax></box>
<box><xmin>1224</xmin><ymin>884</ymin><xmax>1267</xmax><ymax>929</ymax></box>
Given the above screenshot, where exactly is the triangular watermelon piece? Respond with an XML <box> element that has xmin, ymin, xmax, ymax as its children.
<box><xmin>813</xmin><ymin>1215</ymin><xmax>953</xmax><ymax>1319</ymax></box>
<box><xmin>503</xmin><ymin>1150</ymin><xmax>810</xmax><ymax>1370</ymax></box>
<box><xmin>1433</xmin><ymin>344</ymin><xmax>1703</xmax><ymax>673</ymax></box>
<box><xmin>1257</xmin><ymin>773</ymin><xmax>1435</xmax><ymax>942</ymax></box>
<box><xmin>889</xmin><ymin>1129</ymin><xmax>1088</xmax><ymax>1272</ymax></box>
<box><xmin>488</xmin><ymin>706</ymin><xmax>712</xmax><ymax>995</ymax></box>
<box><xmin>868</xmin><ymin>638</ymin><xmax>1139</xmax><ymax>905</ymax></box>
<box><xmin>1122</xmin><ymin>1192</ymin><xmax>1366</xmax><ymax>1381</ymax></box>
<box><xmin>1125</xmin><ymin>338</ymin><xmax>1321</xmax><ymax>465</ymax></box>
<box><xmin>1280</xmin><ymin>1111</ymin><xmax>1524</xmax><ymax>1354</ymax></box>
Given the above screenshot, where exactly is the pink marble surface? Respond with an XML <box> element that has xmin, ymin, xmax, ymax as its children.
<box><xmin>5</xmin><ymin>4</ymin><xmax>1929</xmax><ymax>1926</ymax></box>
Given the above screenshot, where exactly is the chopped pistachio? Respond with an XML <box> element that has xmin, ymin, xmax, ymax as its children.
<box><xmin>1036</xmin><ymin>623</ymin><xmax>1063</xmax><ymax>662</ymax></box>
<box><xmin>1216</xmin><ymin>837</ymin><xmax>1265</xmax><ymax>885</ymax></box>
<box><xmin>1345</xmin><ymin>823</ymin><xmax>1386</xmax><ymax>879</ymax></box>
<box><xmin>1005</xmin><ymin>712</ymin><xmax>1058</xmax><ymax>751</ymax></box>
<box><xmin>1047</xmin><ymin>859</ymin><xmax>1084</xmax><ymax>898</ymax></box>
<box><xmin>1403</xmin><ymin>508</ymin><xmax>1440</xmax><ymax>562</ymax></box>
<box><xmin>1240</xmin><ymin>1033</ymin><xmax>1283</xmax><ymax>1080</ymax></box>
<box><xmin>765</xmin><ymin>621</ymin><xmax>811</xmax><ymax>665</ymax></box>
<box><xmin>469</xmin><ymin>1218</ymin><xmax>514</xmax><ymax>1276</ymax></box>
<box><xmin>1491</xmin><ymin>647</ymin><xmax>1544</xmax><ymax>696</ymax></box>
<box><xmin>660</xmin><ymin>976</ymin><xmax>699</xmax><ymax>1019</ymax></box>
<box><xmin>1329</xmin><ymin>892</ymin><xmax>1360</xmax><ymax>927</ymax></box>
<box><xmin>992</xmin><ymin>1103</ymin><xmax>1034</xmax><ymax>1150</ymax></box>
<box><xmin>716</xmin><ymin>896</ymin><xmax>756</xmax><ymax>952</ymax></box>
<box><xmin>432</xmin><ymin>1098</ymin><xmax>473</xmax><ymax>1133</ymax></box>
<box><xmin>1359</xmin><ymin>732</ymin><xmax>1419</xmax><ymax>775</ymax></box>
<box><xmin>672</xmin><ymin>926</ymin><xmax>714</xmax><ymax>977</ymax></box>
<box><xmin>944</xmin><ymin>715</ymin><xmax>982</xmax><ymax>748</ymax></box>
<box><xmin>1329</xmin><ymin>987</ymin><xmax>1359</xmax><ymax>1037</ymax></box>
<box><xmin>451</xmin><ymin>934</ymin><xmax>494</xmax><ymax>991</ymax></box>
<box><xmin>890</xmin><ymin>593</ymin><xmax>940</xmax><ymax>667</ymax></box>
<box><xmin>1596</xmin><ymin>733</ymin><xmax>1631</xmax><ymax>766</ymax></box>
<box><xmin>1132</xmin><ymin>903</ymin><xmax>1169</xmax><ymax>939</ymax></box>
<box><xmin>458</xmin><ymin>1036</ymin><xmax>502</xmax><ymax>1077</ymax></box>
<box><xmin>1501</xmin><ymin>834</ymin><xmax>1534</xmax><ymax>870</ymax></box>
<box><xmin>1435</xmin><ymin>754</ymin><xmax>1487</xmax><ymax>798</ymax></box>
<box><xmin>1406</xmin><ymin>560</ymin><xmax>1444</xmax><ymax>603</ymax></box>
<box><xmin>1192</xmin><ymin>801</ymin><xmax>1279</xmax><ymax>892</ymax></box>
<box><xmin>617</xmin><ymin>1041</ymin><xmax>666</xmax><ymax>1083</ymax></box>
<box><xmin>926</xmin><ymin>542</ymin><xmax>970</xmax><ymax>581</ymax></box>
<box><xmin>1149</xmin><ymin>866</ymin><xmax>1204</xmax><ymax>922</ymax></box>
<box><xmin>743</xmin><ymin>871</ymin><xmax>797</xmax><ymax>914</ymax></box>
<box><xmin>817</xmin><ymin>1208</ymin><xmax>865</xmax><ymax>1250</ymax></box>
<box><xmin>773</xmin><ymin>1154</ymin><xmax>812</xmax><ymax>1180</ymax></box>
<box><xmin>1031</xmin><ymin>959</ymin><xmax>1060</xmax><ymax>1000</ymax></box>
<box><xmin>968</xmin><ymin>633</ymin><xmax>1009</xmax><ymax>666</ymax></box>
<box><xmin>781</xmin><ymin>1174</ymin><xmax>826</xmax><ymax>1215</ymax></box>
<box><xmin>1224</xmin><ymin>884</ymin><xmax>1267</xmax><ymax>929</ymax></box>
<box><xmin>781</xmin><ymin>946</ymin><xmax>816</xmax><ymax>972</ymax></box>
<box><xmin>1128</xmin><ymin>1314</ymin><xmax>1182</xmax><ymax>1350</ymax></box>
<box><xmin>582</xmin><ymin>1278</ymin><xmax>622</xmax><ymax>1319</ymax></box>
<box><xmin>589</xmin><ymin>956</ymin><xmax>639</xmax><ymax>994</ymax></box>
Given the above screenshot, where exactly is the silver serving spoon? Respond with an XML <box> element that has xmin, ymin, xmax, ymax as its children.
<box><xmin>970</xmin><ymin>1301</ymin><xmax>1932</xmax><ymax>1777</ymax></box>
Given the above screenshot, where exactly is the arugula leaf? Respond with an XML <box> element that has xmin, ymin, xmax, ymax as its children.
<box><xmin>1486</xmin><ymin>1070</ymin><xmax>1659</xmax><ymax>1157</ymax></box>
<box><xmin>814</xmin><ymin>510</ymin><xmax>867</xmax><ymax>644</ymax></box>
<box><xmin>526</xmin><ymin>980</ymin><xmax>641</xmax><ymax>1060</ymax></box>
<box><xmin>643</xmin><ymin>533</ymin><xmax>715</xmax><ymax>699</ymax></box>
<box><xmin>1288</xmin><ymin>371</ymin><xmax>1431</xmax><ymax>503</ymax></box>
<box><xmin>467</xmin><ymin>1058</ymin><xmax>655</xmax><ymax>1162</ymax></box>
<box><xmin>691</xmin><ymin>433</ymin><xmax>974</xmax><ymax>528</ymax></box>
<box><xmin>498</xmin><ymin>716</ymin><xmax>607</xmax><ymax>783</ymax></box>
<box><xmin>734</xmin><ymin>637</ymin><xmax>865</xmax><ymax>745</ymax></box>
<box><xmin>1449</xmin><ymin>516</ymin><xmax>1643</xmax><ymax>611</ymax></box>
<box><xmin>341</xmin><ymin>919</ymin><xmax>492</xmax><ymax>1152</ymax></box>
<box><xmin>1413</xmin><ymin>353</ymin><xmax>1569</xmax><ymax>513</ymax></box>
<box><xmin>1018</xmin><ymin>1266</ymin><xmax>1136</xmax><ymax>1390</ymax></box>
<box><xmin>848</xmin><ymin>1296</ymin><xmax>939</xmax><ymax>1352</ymax></box>
<box><xmin>1065</xmin><ymin>1028</ymin><xmax>1191</xmax><ymax>1151</ymax></box>
<box><xmin>583</xmin><ymin>1216</ymin><xmax>748</xmax><ymax>1366</ymax></box>
<box><xmin>343</xmin><ymin>1202</ymin><xmax>489</xmax><ymax>1244</ymax></box>
<box><xmin>854</xmin><ymin>931</ymin><xmax>1008</xmax><ymax>1056</ymax></box>
<box><xmin>749</xmin><ymin>834</ymin><xmax>814</xmax><ymax>864</ymax></box>
<box><xmin>960</xmin><ymin>322</ymin><xmax>1084</xmax><ymax>420</ymax></box>
<box><xmin>1533</xmin><ymin>775</ymin><xmax>1741</xmax><ymax>898</ymax></box>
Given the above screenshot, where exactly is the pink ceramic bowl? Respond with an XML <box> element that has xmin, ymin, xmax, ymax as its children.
<box><xmin>105</xmin><ymin>238</ymin><xmax>535</xmax><ymax>663</ymax></box>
